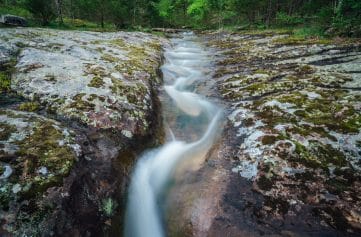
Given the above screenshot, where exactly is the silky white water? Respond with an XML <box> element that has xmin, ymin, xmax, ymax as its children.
<box><xmin>124</xmin><ymin>32</ymin><xmax>222</xmax><ymax>237</ymax></box>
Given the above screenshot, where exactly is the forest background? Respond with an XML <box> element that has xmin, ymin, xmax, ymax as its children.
<box><xmin>0</xmin><ymin>0</ymin><xmax>360</xmax><ymax>37</ymax></box>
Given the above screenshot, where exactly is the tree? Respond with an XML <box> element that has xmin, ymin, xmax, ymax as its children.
<box><xmin>109</xmin><ymin>0</ymin><xmax>130</xmax><ymax>28</ymax></box>
<box><xmin>187</xmin><ymin>0</ymin><xmax>209</xmax><ymax>26</ymax></box>
<box><xmin>25</xmin><ymin>0</ymin><xmax>56</xmax><ymax>25</ymax></box>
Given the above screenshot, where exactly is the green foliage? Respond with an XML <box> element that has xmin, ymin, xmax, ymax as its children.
<box><xmin>0</xmin><ymin>0</ymin><xmax>360</xmax><ymax>35</ymax></box>
<box><xmin>156</xmin><ymin>0</ymin><xmax>173</xmax><ymax>18</ymax></box>
<box><xmin>276</xmin><ymin>12</ymin><xmax>304</xmax><ymax>26</ymax></box>
<box><xmin>330</xmin><ymin>0</ymin><xmax>361</xmax><ymax>36</ymax></box>
<box><xmin>293</xmin><ymin>26</ymin><xmax>325</xmax><ymax>38</ymax></box>
<box><xmin>0</xmin><ymin>4</ymin><xmax>32</xmax><ymax>18</ymax></box>
<box><xmin>24</xmin><ymin>0</ymin><xmax>56</xmax><ymax>25</ymax></box>
<box><xmin>187</xmin><ymin>0</ymin><xmax>209</xmax><ymax>21</ymax></box>
<box><xmin>317</xmin><ymin>6</ymin><xmax>334</xmax><ymax>25</ymax></box>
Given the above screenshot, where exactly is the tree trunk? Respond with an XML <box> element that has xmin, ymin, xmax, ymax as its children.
<box><xmin>55</xmin><ymin>0</ymin><xmax>64</xmax><ymax>25</ymax></box>
<box><xmin>101</xmin><ymin>11</ymin><xmax>104</xmax><ymax>28</ymax></box>
<box><xmin>133</xmin><ymin>0</ymin><xmax>137</xmax><ymax>26</ymax></box>
<box><xmin>100</xmin><ymin>0</ymin><xmax>105</xmax><ymax>29</ymax></box>
<box><xmin>183</xmin><ymin>1</ymin><xmax>187</xmax><ymax>25</ymax></box>
<box><xmin>266</xmin><ymin>0</ymin><xmax>272</xmax><ymax>27</ymax></box>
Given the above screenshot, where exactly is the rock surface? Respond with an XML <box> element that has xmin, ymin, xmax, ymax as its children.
<box><xmin>212</xmin><ymin>31</ymin><xmax>361</xmax><ymax>236</ymax></box>
<box><xmin>1</xmin><ymin>28</ymin><xmax>166</xmax><ymax>137</ymax></box>
<box><xmin>166</xmin><ymin>31</ymin><xmax>361</xmax><ymax>236</ymax></box>
<box><xmin>0</xmin><ymin>109</ymin><xmax>80</xmax><ymax>236</ymax></box>
<box><xmin>0</xmin><ymin>28</ymin><xmax>167</xmax><ymax>236</ymax></box>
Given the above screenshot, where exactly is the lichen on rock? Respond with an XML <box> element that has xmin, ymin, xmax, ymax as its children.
<box><xmin>0</xmin><ymin>28</ymin><xmax>167</xmax><ymax>137</ymax></box>
<box><xmin>207</xmin><ymin>30</ymin><xmax>361</xmax><ymax>233</ymax></box>
<box><xmin>0</xmin><ymin>109</ymin><xmax>80</xmax><ymax>235</ymax></box>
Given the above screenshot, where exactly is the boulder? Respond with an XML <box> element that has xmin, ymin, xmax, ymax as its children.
<box><xmin>0</xmin><ymin>15</ymin><xmax>27</xmax><ymax>27</ymax></box>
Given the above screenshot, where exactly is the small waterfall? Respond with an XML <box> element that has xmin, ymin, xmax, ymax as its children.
<box><xmin>124</xmin><ymin>32</ymin><xmax>222</xmax><ymax>237</ymax></box>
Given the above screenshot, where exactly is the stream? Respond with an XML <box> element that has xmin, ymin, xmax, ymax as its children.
<box><xmin>124</xmin><ymin>32</ymin><xmax>222</xmax><ymax>237</ymax></box>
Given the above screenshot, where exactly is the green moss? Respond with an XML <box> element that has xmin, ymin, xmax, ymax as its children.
<box><xmin>276</xmin><ymin>91</ymin><xmax>360</xmax><ymax>134</ymax></box>
<box><xmin>273</xmin><ymin>36</ymin><xmax>332</xmax><ymax>45</ymax></box>
<box><xmin>0</xmin><ymin>71</ymin><xmax>11</xmax><ymax>92</ymax></box>
<box><xmin>254</xmin><ymin>69</ymin><xmax>269</xmax><ymax>74</ymax></box>
<box><xmin>218</xmin><ymin>55</ymin><xmax>246</xmax><ymax>65</ymax></box>
<box><xmin>208</xmin><ymin>39</ymin><xmax>239</xmax><ymax>49</ymax></box>
<box><xmin>304</xmin><ymin>105</ymin><xmax>360</xmax><ymax>134</ymax></box>
<box><xmin>85</xmin><ymin>64</ymin><xmax>107</xmax><ymax>77</ymax></box>
<box><xmin>101</xmin><ymin>54</ymin><xmax>118</xmax><ymax>63</ymax></box>
<box><xmin>148</xmin><ymin>41</ymin><xmax>162</xmax><ymax>51</ymax></box>
<box><xmin>107</xmin><ymin>38</ymin><xmax>160</xmax><ymax>81</ymax></box>
<box><xmin>293</xmin><ymin>141</ymin><xmax>347</xmax><ymax>170</ymax></box>
<box><xmin>70</xmin><ymin>93</ymin><xmax>95</xmax><ymax>111</ymax></box>
<box><xmin>18</xmin><ymin>102</ymin><xmax>40</xmax><ymax>112</ymax></box>
<box><xmin>102</xmin><ymin>198</ymin><xmax>118</xmax><ymax>217</ymax></box>
<box><xmin>87</xmin><ymin>94</ymin><xmax>98</xmax><ymax>101</ymax></box>
<box><xmin>15</xmin><ymin>122</ymin><xmax>76</xmax><ymax>198</ymax></box>
<box><xmin>0</xmin><ymin>123</ymin><xmax>17</xmax><ymax>141</ymax></box>
<box><xmin>296</xmin><ymin>65</ymin><xmax>315</xmax><ymax>75</ymax></box>
<box><xmin>127</xmin><ymin>93</ymin><xmax>137</xmax><ymax>104</ymax></box>
<box><xmin>110</xmin><ymin>77</ymin><xmax>126</xmax><ymax>95</ymax></box>
<box><xmin>110</xmin><ymin>39</ymin><xmax>127</xmax><ymax>48</ymax></box>
<box><xmin>88</xmin><ymin>76</ymin><xmax>104</xmax><ymax>88</ymax></box>
<box><xmin>285</xmin><ymin>124</ymin><xmax>337</xmax><ymax>141</ymax></box>
<box><xmin>256</xmin><ymin>106</ymin><xmax>297</xmax><ymax>127</ymax></box>
<box><xmin>293</xmin><ymin>141</ymin><xmax>321</xmax><ymax>169</ymax></box>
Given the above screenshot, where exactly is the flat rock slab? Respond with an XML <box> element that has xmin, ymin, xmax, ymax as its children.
<box><xmin>211</xmin><ymin>32</ymin><xmax>361</xmax><ymax>235</ymax></box>
<box><xmin>1</xmin><ymin>28</ymin><xmax>168</xmax><ymax>138</ymax></box>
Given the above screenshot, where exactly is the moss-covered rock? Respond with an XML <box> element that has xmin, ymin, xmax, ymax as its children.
<box><xmin>0</xmin><ymin>28</ymin><xmax>168</xmax><ymax>138</ymax></box>
<box><xmin>18</xmin><ymin>102</ymin><xmax>40</xmax><ymax>112</ymax></box>
<box><xmin>0</xmin><ymin>28</ymin><xmax>168</xmax><ymax>236</ymax></box>
<box><xmin>0</xmin><ymin>109</ymin><xmax>80</xmax><ymax>235</ymax></box>
<box><xmin>208</xmin><ymin>30</ymin><xmax>361</xmax><ymax>232</ymax></box>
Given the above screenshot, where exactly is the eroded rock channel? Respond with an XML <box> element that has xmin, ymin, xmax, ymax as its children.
<box><xmin>0</xmin><ymin>28</ymin><xmax>361</xmax><ymax>237</ymax></box>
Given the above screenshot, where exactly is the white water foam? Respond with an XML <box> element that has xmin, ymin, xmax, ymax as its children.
<box><xmin>124</xmin><ymin>32</ymin><xmax>222</xmax><ymax>237</ymax></box>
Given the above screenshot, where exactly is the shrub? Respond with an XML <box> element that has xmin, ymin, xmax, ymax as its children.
<box><xmin>276</xmin><ymin>12</ymin><xmax>304</xmax><ymax>26</ymax></box>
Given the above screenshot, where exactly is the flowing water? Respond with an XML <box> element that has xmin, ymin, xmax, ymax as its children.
<box><xmin>124</xmin><ymin>32</ymin><xmax>222</xmax><ymax>237</ymax></box>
